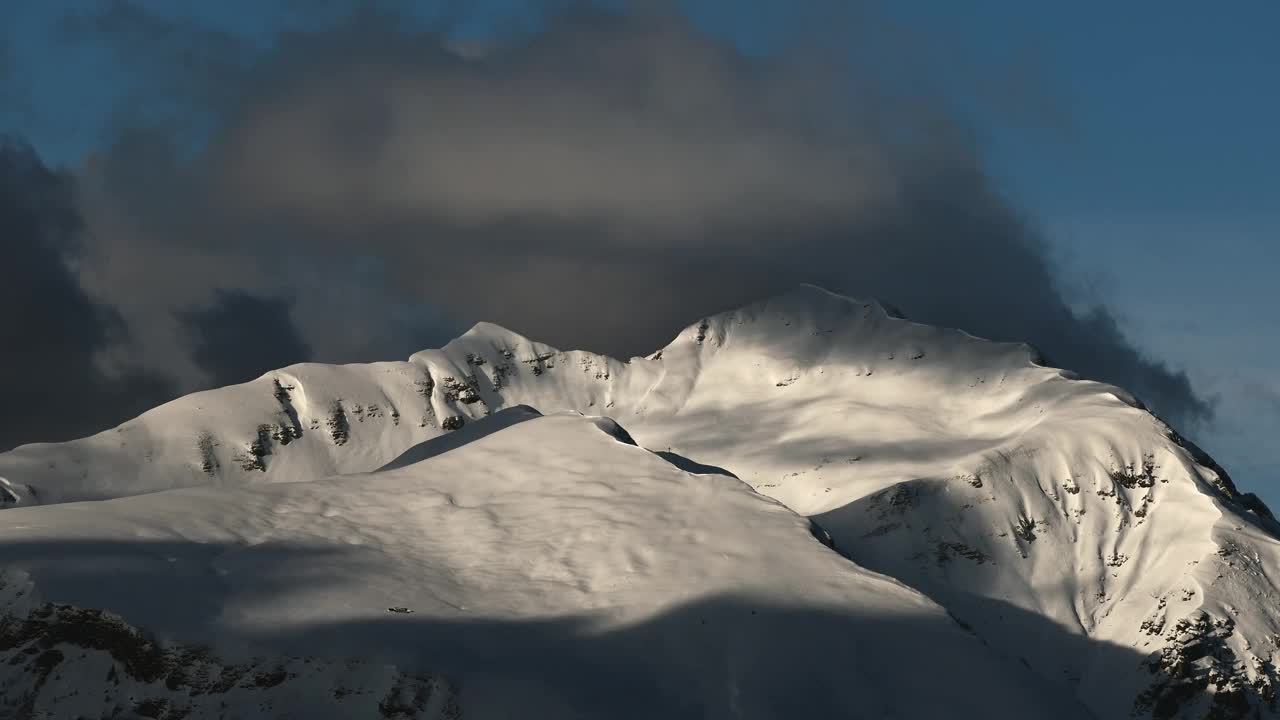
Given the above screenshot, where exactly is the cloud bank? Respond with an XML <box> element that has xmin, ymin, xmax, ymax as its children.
<box><xmin>176</xmin><ymin>290</ymin><xmax>313</xmax><ymax>388</ymax></box>
<box><xmin>0</xmin><ymin>137</ymin><xmax>172</xmax><ymax>449</ymax></box>
<box><xmin>1</xmin><ymin>2</ymin><xmax>1211</xmax><ymax>446</ymax></box>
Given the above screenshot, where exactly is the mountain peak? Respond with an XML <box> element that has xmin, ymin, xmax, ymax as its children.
<box><xmin>2</xmin><ymin>287</ymin><xmax>1278</xmax><ymax>718</ymax></box>
<box><xmin>425</xmin><ymin>321</ymin><xmax>533</xmax><ymax>357</ymax></box>
<box><xmin>721</xmin><ymin>283</ymin><xmax>891</xmax><ymax>326</ymax></box>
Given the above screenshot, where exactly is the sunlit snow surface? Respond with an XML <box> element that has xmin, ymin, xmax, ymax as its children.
<box><xmin>2</xmin><ymin>285</ymin><xmax>1278</xmax><ymax>718</ymax></box>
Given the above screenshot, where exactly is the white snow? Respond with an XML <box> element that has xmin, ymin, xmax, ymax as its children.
<box><xmin>0</xmin><ymin>409</ymin><xmax>1079</xmax><ymax>718</ymax></box>
<box><xmin>2</xmin><ymin>284</ymin><xmax>1278</xmax><ymax>718</ymax></box>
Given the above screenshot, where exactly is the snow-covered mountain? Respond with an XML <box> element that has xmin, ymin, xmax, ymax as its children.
<box><xmin>2</xmin><ymin>284</ymin><xmax>1277</xmax><ymax>718</ymax></box>
<box><xmin>0</xmin><ymin>407</ymin><xmax>1081</xmax><ymax>719</ymax></box>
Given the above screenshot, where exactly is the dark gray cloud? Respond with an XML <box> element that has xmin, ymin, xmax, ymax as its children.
<box><xmin>58</xmin><ymin>3</ymin><xmax>1209</xmax><ymax>427</ymax></box>
<box><xmin>0</xmin><ymin>136</ymin><xmax>172</xmax><ymax>451</ymax></box>
<box><xmin>176</xmin><ymin>290</ymin><xmax>313</xmax><ymax>388</ymax></box>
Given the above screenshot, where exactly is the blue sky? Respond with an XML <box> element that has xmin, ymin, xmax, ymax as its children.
<box><xmin>945</xmin><ymin>2</ymin><xmax>1280</xmax><ymax>492</ymax></box>
<box><xmin>3</xmin><ymin>1</ymin><xmax>1277</xmax><ymax>499</ymax></box>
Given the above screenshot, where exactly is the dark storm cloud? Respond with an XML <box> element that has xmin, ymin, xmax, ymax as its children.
<box><xmin>0</xmin><ymin>137</ymin><xmax>172</xmax><ymax>450</ymax></box>
<box><xmin>175</xmin><ymin>290</ymin><xmax>313</xmax><ymax>388</ymax></box>
<box><xmin>66</xmin><ymin>3</ymin><xmax>1210</xmax><ymax>426</ymax></box>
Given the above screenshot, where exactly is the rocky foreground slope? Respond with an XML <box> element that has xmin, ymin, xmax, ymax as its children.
<box><xmin>2</xmin><ymin>285</ymin><xmax>1278</xmax><ymax>718</ymax></box>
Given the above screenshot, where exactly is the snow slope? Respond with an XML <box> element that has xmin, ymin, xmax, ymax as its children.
<box><xmin>0</xmin><ymin>408</ymin><xmax>1080</xmax><ymax>719</ymax></box>
<box><xmin>2</xmin><ymin>284</ymin><xmax>1279</xmax><ymax>717</ymax></box>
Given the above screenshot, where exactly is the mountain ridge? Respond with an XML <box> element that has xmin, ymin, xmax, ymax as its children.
<box><xmin>1</xmin><ymin>284</ymin><xmax>1278</xmax><ymax>718</ymax></box>
<box><xmin>0</xmin><ymin>408</ymin><xmax>1087</xmax><ymax>719</ymax></box>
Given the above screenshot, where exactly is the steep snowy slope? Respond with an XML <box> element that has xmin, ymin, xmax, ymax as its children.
<box><xmin>2</xmin><ymin>284</ymin><xmax>1278</xmax><ymax>717</ymax></box>
<box><xmin>0</xmin><ymin>410</ymin><xmax>1080</xmax><ymax>719</ymax></box>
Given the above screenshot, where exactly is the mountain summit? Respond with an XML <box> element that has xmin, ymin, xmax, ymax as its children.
<box><xmin>1</xmin><ymin>286</ymin><xmax>1277</xmax><ymax>718</ymax></box>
